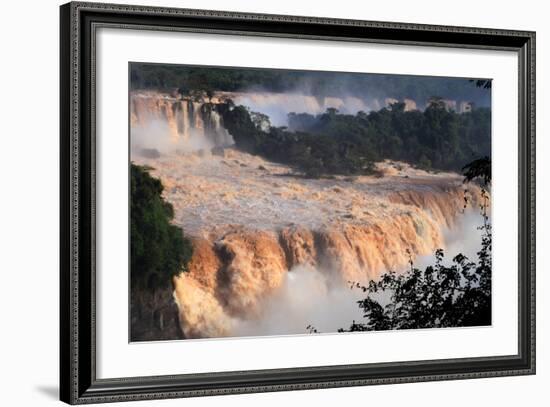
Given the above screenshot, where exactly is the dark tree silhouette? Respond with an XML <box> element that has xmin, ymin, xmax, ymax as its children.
<box><xmin>130</xmin><ymin>163</ymin><xmax>193</xmax><ymax>287</ymax></box>
<box><xmin>462</xmin><ymin>156</ymin><xmax>491</xmax><ymax>186</ymax></box>
<box><xmin>130</xmin><ymin>164</ymin><xmax>194</xmax><ymax>341</ymax></box>
<box><xmin>470</xmin><ymin>79</ymin><xmax>492</xmax><ymax>89</ymax></box>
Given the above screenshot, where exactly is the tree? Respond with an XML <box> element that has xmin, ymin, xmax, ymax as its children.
<box><xmin>470</xmin><ymin>79</ymin><xmax>492</xmax><ymax>89</ymax></box>
<box><xmin>131</xmin><ymin>163</ymin><xmax>193</xmax><ymax>289</ymax></box>
<box><xmin>219</xmin><ymin>97</ymin><xmax>490</xmax><ymax>178</ymax></box>
<box><xmin>130</xmin><ymin>63</ymin><xmax>492</xmax><ymax>107</ymax></box>
<box><xmin>250</xmin><ymin>111</ymin><xmax>271</xmax><ymax>132</ymax></box>
<box><xmin>130</xmin><ymin>164</ymin><xmax>194</xmax><ymax>341</ymax></box>
<box><xmin>326</xmin><ymin>107</ymin><xmax>339</xmax><ymax>116</ymax></box>
<box><xmin>205</xmin><ymin>89</ymin><xmax>214</xmax><ymax>102</ymax></box>
<box><xmin>427</xmin><ymin>96</ymin><xmax>446</xmax><ymax>110</ymax></box>
<box><xmin>462</xmin><ymin>156</ymin><xmax>491</xmax><ymax>186</ymax></box>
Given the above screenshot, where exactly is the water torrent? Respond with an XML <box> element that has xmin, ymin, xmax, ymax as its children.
<box><xmin>130</xmin><ymin>91</ymin><xmax>488</xmax><ymax>339</ymax></box>
<box><xmin>130</xmin><ymin>92</ymin><xmax>234</xmax><ymax>153</ymax></box>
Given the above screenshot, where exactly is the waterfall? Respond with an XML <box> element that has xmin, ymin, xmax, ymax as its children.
<box><xmin>130</xmin><ymin>90</ymin><xmax>487</xmax><ymax>339</ymax></box>
<box><xmin>203</xmin><ymin>105</ymin><xmax>234</xmax><ymax>146</ymax></box>
<box><xmin>175</xmin><ymin>100</ymin><xmax>191</xmax><ymax>142</ymax></box>
<box><xmin>191</xmin><ymin>101</ymin><xmax>204</xmax><ymax>139</ymax></box>
<box><xmin>130</xmin><ymin>92</ymin><xmax>235</xmax><ymax>153</ymax></box>
<box><xmin>172</xmin><ymin>183</ymin><xmax>487</xmax><ymax>339</ymax></box>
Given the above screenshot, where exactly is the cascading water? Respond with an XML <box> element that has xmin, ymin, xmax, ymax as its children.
<box><xmin>130</xmin><ymin>91</ymin><xmax>490</xmax><ymax>339</ymax></box>
<box><xmin>130</xmin><ymin>92</ymin><xmax>234</xmax><ymax>153</ymax></box>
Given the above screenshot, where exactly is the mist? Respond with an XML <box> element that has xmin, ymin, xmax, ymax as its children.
<box><xmin>129</xmin><ymin>78</ymin><xmax>491</xmax><ymax>339</ymax></box>
<box><xmin>231</xmin><ymin>265</ymin><xmax>365</xmax><ymax>336</ymax></box>
<box><xmin>131</xmin><ymin>118</ymin><xmax>217</xmax><ymax>155</ymax></box>
<box><xmin>227</xmin><ymin>208</ymin><xmax>488</xmax><ymax>337</ymax></box>
<box><xmin>415</xmin><ymin>207</ymin><xmax>488</xmax><ymax>271</ymax></box>
<box><xmin>229</xmin><ymin>92</ymin><xmax>380</xmax><ymax>127</ymax></box>
<box><xmin>130</xmin><ymin>93</ymin><xmax>235</xmax><ymax>156</ymax></box>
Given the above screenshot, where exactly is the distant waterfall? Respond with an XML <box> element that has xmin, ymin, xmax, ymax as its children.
<box><xmin>130</xmin><ymin>92</ymin><xmax>234</xmax><ymax>153</ymax></box>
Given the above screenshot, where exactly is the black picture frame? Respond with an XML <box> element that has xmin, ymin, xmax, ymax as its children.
<box><xmin>60</xmin><ymin>1</ymin><xmax>536</xmax><ymax>404</ymax></box>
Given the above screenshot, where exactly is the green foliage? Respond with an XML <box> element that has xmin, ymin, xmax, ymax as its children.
<box><xmin>341</xmin><ymin>238</ymin><xmax>491</xmax><ymax>331</ymax></box>
<box><xmin>219</xmin><ymin>103</ymin><xmax>379</xmax><ymax>177</ymax></box>
<box><xmin>219</xmin><ymin>101</ymin><xmax>490</xmax><ymax>177</ymax></box>
<box><xmin>131</xmin><ymin>164</ymin><xmax>193</xmax><ymax>289</ymax></box>
<box><xmin>130</xmin><ymin>63</ymin><xmax>491</xmax><ymax>107</ymax></box>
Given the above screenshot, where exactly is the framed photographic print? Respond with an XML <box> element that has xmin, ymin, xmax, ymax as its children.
<box><xmin>60</xmin><ymin>1</ymin><xmax>536</xmax><ymax>404</ymax></box>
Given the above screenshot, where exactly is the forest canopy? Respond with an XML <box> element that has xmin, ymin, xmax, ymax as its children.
<box><xmin>218</xmin><ymin>101</ymin><xmax>491</xmax><ymax>177</ymax></box>
<box><xmin>130</xmin><ymin>163</ymin><xmax>193</xmax><ymax>289</ymax></box>
<box><xmin>130</xmin><ymin>63</ymin><xmax>492</xmax><ymax>108</ymax></box>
